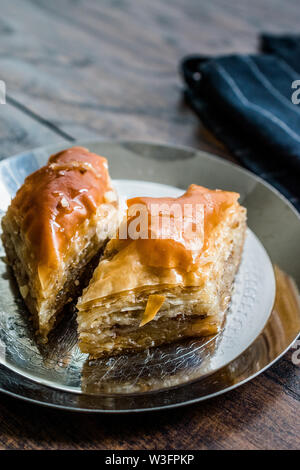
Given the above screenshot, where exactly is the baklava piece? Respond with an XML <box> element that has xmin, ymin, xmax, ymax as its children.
<box><xmin>1</xmin><ymin>146</ymin><xmax>119</xmax><ymax>340</ymax></box>
<box><xmin>77</xmin><ymin>184</ymin><xmax>246</xmax><ymax>358</ymax></box>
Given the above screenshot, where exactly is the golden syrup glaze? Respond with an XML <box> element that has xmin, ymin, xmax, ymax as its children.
<box><xmin>78</xmin><ymin>185</ymin><xmax>244</xmax><ymax>305</ymax></box>
<box><xmin>140</xmin><ymin>294</ymin><xmax>166</xmax><ymax>327</ymax></box>
<box><xmin>112</xmin><ymin>184</ymin><xmax>240</xmax><ymax>272</ymax></box>
<box><xmin>9</xmin><ymin>147</ymin><xmax>111</xmax><ymax>282</ymax></box>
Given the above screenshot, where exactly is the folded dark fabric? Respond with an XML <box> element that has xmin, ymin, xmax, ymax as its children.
<box><xmin>181</xmin><ymin>34</ymin><xmax>300</xmax><ymax>211</ymax></box>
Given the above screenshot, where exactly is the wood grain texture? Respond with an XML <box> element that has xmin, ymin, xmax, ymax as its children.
<box><xmin>5</xmin><ymin>0</ymin><xmax>300</xmax><ymax>157</ymax></box>
<box><xmin>0</xmin><ymin>353</ymin><xmax>299</xmax><ymax>450</ymax></box>
<box><xmin>0</xmin><ymin>0</ymin><xmax>299</xmax><ymax>450</ymax></box>
<box><xmin>0</xmin><ymin>99</ymin><xmax>69</xmax><ymax>160</ymax></box>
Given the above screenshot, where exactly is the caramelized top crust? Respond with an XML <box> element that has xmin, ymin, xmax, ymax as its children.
<box><xmin>111</xmin><ymin>184</ymin><xmax>240</xmax><ymax>271</ymax></box>
<box><xmin>78</xmin><ymin>184</ymin><xmax>245</xmax><ymax>306</ymax></box>
<box><xmin>8</xmin><ymin>146</ymin><xmax>111</xmax><ymax>277</ymax></box>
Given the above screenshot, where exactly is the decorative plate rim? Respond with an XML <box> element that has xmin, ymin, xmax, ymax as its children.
<box><xmin>0</xmin><ymin>139</ymin><xmax>299</xmax><ymax>413</ymax></box>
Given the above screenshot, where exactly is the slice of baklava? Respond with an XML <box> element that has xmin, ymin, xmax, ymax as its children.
<box><xmin>77</xmin><ymin>184</ymin><xmax>246</xmax><ymax>357</ymax></box>
<box><xmin>1</xmin><ymin>146</ymin><xmax>120</xmax><ymax>340</ymax></box>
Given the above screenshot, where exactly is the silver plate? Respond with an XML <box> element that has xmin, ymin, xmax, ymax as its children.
<box><xmin>0</xmin><ymin>140</ymin><xmax>299</xmax><ymax>413</ymax></box>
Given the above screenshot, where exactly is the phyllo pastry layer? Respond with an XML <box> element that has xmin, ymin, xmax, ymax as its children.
<box><xmin>77</xmin><ymin>184</ymin><xmax>246</xmax><ymax>357</ymax></box>
<box><xmin>1</xmin><ymin>146</ymin><xmax>119</xmax><ymax>340</ymax></box>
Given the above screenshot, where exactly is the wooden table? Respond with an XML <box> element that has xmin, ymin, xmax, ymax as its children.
<box><xmin>0</xmin><ymin>0</ymin><xmax>299</xmax><ymax>450</ymax></box>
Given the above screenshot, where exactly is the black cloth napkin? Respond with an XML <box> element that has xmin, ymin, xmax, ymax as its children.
<box><xmin>181</xmin><ymin>34</ymin><xmax>300</xmax><ymax>211</ymax></box>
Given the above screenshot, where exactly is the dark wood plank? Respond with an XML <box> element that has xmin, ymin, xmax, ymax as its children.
<box><xmin>0</xmin><ymin>364</ymin><xmax>299</xmax><ymax>450</ymax></box>
<box><xmin>3</xmin><ymin>0</ymin><xmax>300</xmax><ymax>156</ymax></box>
<box><xmin>0</xmin><ymin>0</ymin><xmax>299</xmax><ymax>450</ymax></box>
<box><xmin>0</xmin><ymin>99</ymin><xmax>69</xmax><ymax>159</ymax></box>
<box><xmin>3</xmin><ymin>0</ymin><xmax>294</xmax><ymax>156</ymax></box>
